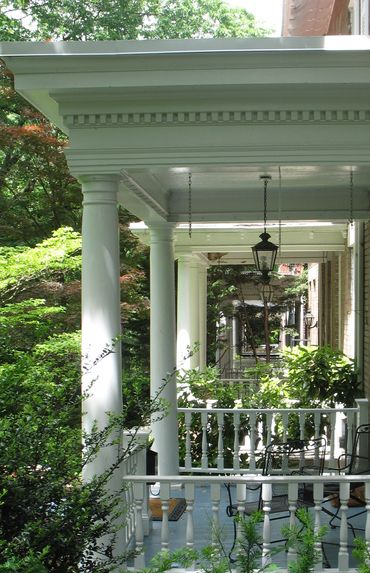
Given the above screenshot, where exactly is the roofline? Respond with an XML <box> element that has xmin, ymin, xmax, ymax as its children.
<box><xmin>1</xmin><ymin>35</ymin><xmax>370</xmax><ymax>58</ymax></box>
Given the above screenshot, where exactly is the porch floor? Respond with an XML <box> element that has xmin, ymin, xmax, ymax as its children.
<box><xmin>140</xmin><ymin>484</ymin><xmax>365</xmax><ymax>570</ymax></box>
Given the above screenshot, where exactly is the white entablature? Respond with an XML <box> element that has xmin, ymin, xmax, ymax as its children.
<box><xmin>2</xmin><ymin>36</ymin><xmax>370</xmax><ymax>226</ymax></box>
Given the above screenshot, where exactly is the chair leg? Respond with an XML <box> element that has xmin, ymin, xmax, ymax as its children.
<box><xmin>322</xmin><ymin>500</ymin><xmax>365</xmax><ymax>539</ymax></box>
<box><xmin>321</xmin><ymin>543</ymin><xmax>331</xmax><ymax>568</ymax></box>
<box><xmin>321</xmin><ymin>503</ymin><xmax>340</xmax><ymax>528</ymax></box>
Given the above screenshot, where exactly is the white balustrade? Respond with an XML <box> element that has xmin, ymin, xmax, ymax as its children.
<box><xmin>123</xmin><ymin>474</ymin><xmax>370</xmax><ymax>571</ymax></box>
<box><xmin>121</xmin><ymin>428</ymin><xmax>152</xmax><ymax>555</ymax></box>
<box><xmin>178</xmin><ymin>399</ymin><xmax>368</xmax><ymax>472</ymax></box>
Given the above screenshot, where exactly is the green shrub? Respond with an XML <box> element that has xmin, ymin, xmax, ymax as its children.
<box><xmin>0</xmin><ymin>331</ymin><xmax>156</xmax><ymax>572</ymax></box>
<box><xmin>0</xmin><ymin>550</ymin><xmax>49</xmax><ymax>573</ymax></box>
<box><xmin>353</xmin><ymin>537</ymin><xmax>370</xmax><ymax>573</ymax></box>
<box><xmin>121</xmin><ymin>363</ymin><xmax>150</xmax><ymax>428</ymax></box>
<box><xmin>283</xmin><ymin>345</ymin><xmax>360</xmax><ymax>407</ymax></box>
<box><xmin>282</xmin><ymin>508</ymin><xmax>328</xmax><ymax>573</ymax></box>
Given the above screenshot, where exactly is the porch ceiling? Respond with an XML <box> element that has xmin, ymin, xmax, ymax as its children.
<box><xmin>2</xmin><ymin>36</ymin><xmax>370</xmax><ymax>232</ymax></box>
<box><xmin>130</xmin><ymin>221</ymin><xmax>347</xmax><ymax>264</ymax></box>
<box><xmin>121</xmin><ymin>164</ymin><xmax>370</xmax><ymax>224</ymax></box>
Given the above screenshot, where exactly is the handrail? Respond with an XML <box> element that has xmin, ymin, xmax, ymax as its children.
<box><xmin>124</xmin><ymin>473</ymin><xmax>370</xmax><ymax>485</ymax></box>
<box><xmin>178</xmin><ymin>406</ymin><xmax>359</xmax><ymax>414</ymax></box>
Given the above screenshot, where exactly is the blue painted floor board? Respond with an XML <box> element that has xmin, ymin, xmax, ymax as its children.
<box><xmin>137</xmin><ymin>484</ymin><xmax>364</xmax><ymax>569</ymax></box>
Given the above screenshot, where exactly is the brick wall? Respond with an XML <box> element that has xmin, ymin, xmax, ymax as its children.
<box><xmin>363</xmin><ymin>223</ymin><xmax>370</xmax><ymax>400</ymax></box>
<box><xmin>307</xmin><ymin>263</ymin><xmax>319</xmax><ymax>345</ymax></box>
<box><xmin>330</xmin><ymin>255</ymin><xmax>340</xmax><ymax>349</ymax></box>
<box><xmin>341</xmin><ymin>242</ymin><xmax>355</xmax><ymax>359</ymax></box>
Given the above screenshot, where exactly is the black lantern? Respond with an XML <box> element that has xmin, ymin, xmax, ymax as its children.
<box><xmin>259</xmin><ymin>281</ymin><xmax>274</xmax><ymax>304</ymax></box>
<box><xmin>252</xmin><ymin>175</ymin><xmax>278</xmax><ymax>278</ymax></box>
<box><xmin>304</xmin><ymin>309</ymin><xmax>317</xmax><ymax>329</ymax></box>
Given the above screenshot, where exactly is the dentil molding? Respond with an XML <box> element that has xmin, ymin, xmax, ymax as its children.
<box><xmin>63</xmin><ymin>109</ymin><xmax>370</xmax><ymax>128</ymax></box>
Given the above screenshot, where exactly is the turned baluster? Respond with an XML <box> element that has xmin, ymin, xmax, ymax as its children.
<box><xmin>133</xmin><ymin>482</ymin><xmax>145</xmax><ymax>569</ymax></box>
<box><xmin>233</xmin><ymin>412</ymin><xmax>240</xmax><ymax>470</ymax></box>
<box><xmin>313</xmin><ymin>482</ymin><xmax>323</xmax><ymax>572</ymax></box>
<box><xmin>185</xmin><ymin>483</ymin><xmax>195</xmax><ymax>549</ymax></box>
<box><xmin>184</xmin><ymin>411</ymin><xmax>192</xmax><ymax>470</ymax></box>
<box><xmin>261</xmin><ymin>483</ymin><xmax>272</xmax><ymax>568</ymax></box>
<box><xmin>211</xmin><ymin>482</ymin><xmax>221</xmax><ymax>546</ymax></box>
<box><xmin>329</xmin><ymin>411</ymin><xmax>336</xmax><ymax>467</ymax></box>
<box><xmin>217</xmin><ymin>411</ymin><xmax>225</xmax><ymax>470</ymax></box>
<box><xmin>338</xmin><ymin>482</ymin><xmax>349</xmax><ymax>572</ymax></box>
<box><xmin>287</xmin><ymin>482</ymin><xmax>298</xmax><ymax>566</ymax></box>
<box><xmin>201</xmin><ymin>410</ymin><xmax>208</xmax><ymax>469</ymax></box>
<box><xmin>160</xmin><ymin>482</ymin><xmax>170</xmax><ymax>551</ymax></box>
<box><xmin>249</xmin><ymin>411</ymin><xmax>257</xmax><ymax>471</ymax></box>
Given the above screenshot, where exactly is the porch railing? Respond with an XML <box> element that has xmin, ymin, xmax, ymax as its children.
<box><xmin>124</xmin><ymin>474</ymin><xmax>370</xmax><ymax>572</ymax></box>
<box><xmin>178</xmin><ymin>399</ymin><xmax>368</xmax><ymax>472</ymax></box>
<box><xmin>122</xmin><ymin>429</ymin><xmax>151</xmax><ymax>550</ymax></box>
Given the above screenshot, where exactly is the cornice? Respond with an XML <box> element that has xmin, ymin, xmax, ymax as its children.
<box><xmin>63</xmin><ymin>109</ymin><xmax>370</xmax><ymax>129</ymax></box>
<box><xmin>120</xmin><ymin>172</ymin><xmax>168</xmax><ymax>219</ymax></box>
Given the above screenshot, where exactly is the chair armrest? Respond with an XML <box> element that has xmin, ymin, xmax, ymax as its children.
<box><xmin>338</xmin><ymin>453</ymin><xmax>370</xmax><ymax>474</ymax></box>
<box><xmin>337</xmin><ymin>453</ymin><xmax>352</xmax><ymax>472</ymax></box>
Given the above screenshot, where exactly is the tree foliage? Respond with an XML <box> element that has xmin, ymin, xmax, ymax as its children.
<box><xmin>0</xmin><ymin>62</ymin><xmax>82</xmax><ymax>245</ymax></box>
<box><xmin>1</xmin><ymin>0</ymin><xmax>266</xmax><ymax>41</ymax></box>
<box><xmin>142</xmin><ymin>0</ymin><xmax>267</xmax><ymax>40</ymax></box>
<box><xmin>0</xmin><ymin>227</ymin><xmax>81</xmax><ymax>301</ymax></box>
<box><xmin>0</xmin><ymin>0</ymin><xmax>267</xmax><ymax>370</ymax></box>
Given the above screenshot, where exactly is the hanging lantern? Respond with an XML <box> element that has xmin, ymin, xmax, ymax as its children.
<box><xmin>304</xmin><ymin>309</ymin><xmax>317</xmax><ymax>329</ymax></box>
<box><xmin>259</xmin><ymin>282</ymin><xmax>274</xmax><ymax>304</ymax></box>
<box><xmin>252</xmin><ymin>175</ymin><xmax>279</xmax><ymax>278</ymax></box>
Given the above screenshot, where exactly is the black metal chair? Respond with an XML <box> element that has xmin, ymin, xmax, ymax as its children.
<box><xmin>242</xmin><ymin>437</ymin><xmax>327</xmax><ymax>519</ymax></box>
<box><xmin>224</xmin><ymin>437</ymin><xmax>328</xmax><ymax>563</ymax></box>
<box><xmin>323</xmin><ymin>423</ymin><xmax>370</xmax><ymax>535</ymax></box>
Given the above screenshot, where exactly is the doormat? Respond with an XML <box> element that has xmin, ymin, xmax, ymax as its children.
<box><xmin>149</xmin><ymin>498</ymin><xmax>186</xmax><ymax>521</ymax></box>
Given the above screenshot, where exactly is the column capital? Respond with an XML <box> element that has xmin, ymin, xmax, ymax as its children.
<box><xmin>176</xmin><ymin>252</ymin><xmax>210</xmax><ymax>268</ymax></box>
<box><xmin>79</xmin><ymin>173</ymin><xmax>121</xmax><ymax>185</ymax></box>
<box><xmin>149</xmin><ymin>222</ymin><xmax>176</xmax><ymax>242</ymax></box>
<box><xmin>80</xmin><ymin>174</ymin><xmax>121</xmax><ymax>206</ymax></box>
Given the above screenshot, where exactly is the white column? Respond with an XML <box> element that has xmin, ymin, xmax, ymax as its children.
<box><xmin>198</xmin><ymin>260</ymin><xmax>208</xmax><ymax>370</ymax></box>
<box><xmin>80</xmin><ymin>174</ymin><xmax>124</xmax><ymax>559</ymax></box>
<box><xmin>232</xmin><ymin>312</ymin><xmax>240</xmax><ymax>364</ymax></box>
<box><xmin>81</xmin><ymin>174</ymin><xmax>122</xmax><ymax>477</ymax></box>
<box><xmin>177</xmin><ymin>254</ymin><xmax>200</xmax><ymax>370</ymax></box>
<box><xmin>150</xmin><ymin>224</ymin><xmax>179</xmax><ymax>475</ymax></box>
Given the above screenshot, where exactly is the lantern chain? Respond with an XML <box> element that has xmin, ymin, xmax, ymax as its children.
<box><xmin>261</xmin><ymin>175</ymin><xmax>271</xmax><ymax>233</ymax></box>
<box><xmin>263</xmin><ymin>176</ymin><xmax>268</xmax><ymax>232</ymax></box>
<box><xmin>188</xmin><ymin>172</ymin><xmax>192</xmax><ymax>239</ymax></box>
<box><xmin>349</xmin><ymin>168</ymin><xmax>354</xmax><ymax>225</ymax></box>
